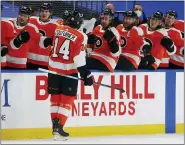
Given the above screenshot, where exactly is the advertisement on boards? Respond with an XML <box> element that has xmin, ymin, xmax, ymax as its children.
<box><xmin>1</xmin><ymin>72</ymin><xmax>165</xmax><ymax>129</ymax></box>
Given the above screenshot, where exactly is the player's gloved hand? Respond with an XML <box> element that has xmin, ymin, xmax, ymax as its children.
<box><xmin>83</xmin><ymin>71</ymin><xmax>93</xmax><ymax>86</ymax></box>
<box><xmin>182</xmin><ymin>49</ymin><xmax>184</xmax><ymax>56</ymax></box>
<box><xmin>160</xmin><ymin>36</ymin><xmax>174</xmax><ymax>53</ymax></box>
<box><xmin>87</xmin><ymin>34</ymin><xmax>98</xmax><ymax>44</ymax></box>
<box><xmin>103</xmin><ymin>28</ymin><xmax>115</xmax><ymax>42</ymax></box>
<box><xmin>140</xmin><ymin>54</ymin><xmax>155</xmax><ymax>67</ymax></box>
<box><xmin>142</xmin><ymin>43</ymin><xmax>152</xmax><ymax>55</ymax></box>
<box><xmin>17</xmin><ymin>30</ymin><xmax>30</xmax><ymax>43</ymax></box>
<box><xmin>44</xmin><ymin>37</ymin><xmax>53</xmax><ymax>47</ymax></box>
<box><xmin>1</xmin><ymin>44</ymin><xmax>8</xmax><ymax>57</ymax></box>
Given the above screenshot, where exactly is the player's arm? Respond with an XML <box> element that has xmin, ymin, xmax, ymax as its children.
<box><xmin>1</xmin><ymin>44</ymin><xmax>8</xmax><ymax>57</ymax></box>
<box><xmin>130</xmin><ymin>27</ymin><xmax>152</xmax><ymax>56</ymax></box>
<box><xmin>74</xmin><ymin>35</ymin><xmax>93</xmax><ymax>86</ymax></box>
<box><xmin>87</xmin><ymin>30</ymin><xmax>97</xmax><ymax>56</ymax></box>
<box><xmin>10</xmin><ymin>30</ymin><xmax>30</xmax><ymax>49</ymax></box>
<box><xmin>150</xmin><ymin>43</ymin><xmax>165</xmax><ymax>70</ymax></box>
<box><xmin>103</xmin><ymin>27</ymin><xmax>121</xmax><ymax>57</ymax></box>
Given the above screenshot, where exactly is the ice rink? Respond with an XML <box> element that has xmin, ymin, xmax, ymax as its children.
<box><xmin>2</xmin><ymin>134</ymin><xmax>184</xmax><ymax>144</ymax></box>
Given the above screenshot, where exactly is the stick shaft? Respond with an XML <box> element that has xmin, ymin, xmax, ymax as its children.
<box><xmin>39</xmin><ymin>68</ymin><xmax>125</xmax><ymax>93</ymax></box>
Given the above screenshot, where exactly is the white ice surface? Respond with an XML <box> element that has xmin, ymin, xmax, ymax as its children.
<box><xmin>2</xmin><ymin>134</ymin><xmax>184</xmax><ymax>144</ymax></box>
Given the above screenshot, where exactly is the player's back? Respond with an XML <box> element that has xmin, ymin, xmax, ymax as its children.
<box><xmin>49</xmin><ymin>25</ymin><xmax>86</xmax><ymax>74</ymax></box>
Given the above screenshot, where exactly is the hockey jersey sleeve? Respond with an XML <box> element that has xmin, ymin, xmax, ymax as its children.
<box><xmin>151</xmin><ymin>43</ymin><xmax>166</xmax><ymax>69</ymax></box>
<box><xmin>129</xmin><ymin>27</ymin><xmax>146</xmax><ymax>50</ymax></box>
<box><xmin>1</xmin><ymin>20</ymin><xmax>16</xmax><ymax>45</ymax></box>
<box><xmin>73</xmin><ymin>32</ymin><xmax>88</xmax><ymax>68</ymax></box>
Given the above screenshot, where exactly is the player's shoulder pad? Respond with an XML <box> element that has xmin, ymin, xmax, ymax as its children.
<box><xmin>116</xmin><ymin>24</ymin><xmax>123</xmax><ymax>30</ymax></box>
<box><xmin>139</xmin><ymin>23</ymin><xmax>148</xmax><ymax>28</ymax></box>
<box><xmin>156</xmin><ymin>28</ymin><xmax>168</xmax><ymax>36</ymax></box>
<box><xmin>170</xmin><ymin>27</ymin><xmax>183</xmax><ymax>38</ymax></box>
<box><xmin>27</xmin><ymin>23</ymin><xmax>40</xmax><ymax>33</ymax></box>
<box><xmin>30</xmin><ymin>16</ymin><xmax>38</xmax><ymax>19</ymax></box>
<box><xmin>109</xmin><ymin>27</ymin><xmax>120</xmax><ymax>41</ymax></box>
<box><xmin>2</xmin><ymin>19</ymin><xmax>16</xmax><ymax>33</ymax></box>
<box><xmin>177</xmin><ymin>20</ymin><xmax>184</xmax><ymax>23</ymax></box>
<box><xmin>132</xmin><ymin>26</ymin><xmax>144</xmax><ymax>36</ymax></box>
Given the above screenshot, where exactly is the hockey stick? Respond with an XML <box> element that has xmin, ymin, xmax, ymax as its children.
<box><xmin>38</xmin><ymin>68</ymin><xmax>126</xmax><ymax>94</ymax></box>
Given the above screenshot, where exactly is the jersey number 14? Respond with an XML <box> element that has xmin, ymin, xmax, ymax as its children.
<box><xmin>52</xmin><ymin>38</ymin><xmax>70</xmax><ymax>60</ymax></box>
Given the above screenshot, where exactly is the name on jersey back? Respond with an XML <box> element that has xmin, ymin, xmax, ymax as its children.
<box><xmin>55</xmin><ymin>29</ymin><xmax>77</xmax><ymax>42</ymax></box>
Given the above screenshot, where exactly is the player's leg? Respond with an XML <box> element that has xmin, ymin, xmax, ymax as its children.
<box><xmin>86</xmin><ymin>57</ymin><xmax>110</xmax><ymax>71</ymax></box>
<box><xmin>57</xmin><ymin>73</ymin><xmax>78</xmax><ymax>138</ymax></box>
<box><xmin>115</xmin><ymin>56</ymin><xmax>136</xmax><ymax>70</ymax></box>
<box><xmin>47</xmin><ymin>73</ymin><xmax>62</xmax><ymax>135</ymax></box>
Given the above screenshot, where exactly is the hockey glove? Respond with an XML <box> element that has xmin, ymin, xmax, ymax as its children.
<box><xmin>103</xmin><ymin>29</ymin><xmax>115</xmax><ymax>42</ymax></box>
<box><xmin>140</xmin><ymin>55</ymin><xmax>155</xmax><ymax>69</ymax></box>
<box><xmin>142</xmin><ymin>44</ymin><xmax>152</xmax><ymax>55</ymax></box>
<box><xmin>182</xmin><ymin>49</ymin><xmax>184</xmax><ymax>56</ymax></box>
<box><xmin>17</xmin><ymin>30</ymin><xmax>30</xmax><ymax>43</ymax></box>
<box><xmin>87</xmin><ymin>34</ymin><xmax>98</xmax><ymax>45</ymax></box>
<box><xmin>77</xmin><ymin>66</ymin><xmax>93</xmax><ymax>86</ymax></box>
<box><xmin>44</xmin><ymin>37</ymin><xmax>53</xmax><ymax>47</ymax></box>
<box><xmin>13</xmin><ymin>30</ymin><xmax>30</xmax><ymax>48</ymax></box>
<box><xmin>1</xmin><ymin>44</ymin><xmax>8</xmax><ymax>57</ymax></box>
<box><xmin>160</xmin><ymin>36</ymin><xmax>175</xmax><ymax>53</ymax></box>
<box><xmin>83</xmin><ymin>71</ymin><xmax>93</xmax><ymax>86</ymax></box>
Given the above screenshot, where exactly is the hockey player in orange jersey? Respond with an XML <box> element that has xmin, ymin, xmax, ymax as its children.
<box><xmin>162</xmin><ymin>10</ymin><xmax>184</xmax><ymax>68</ymax></box>
<box><xmin>5</xmin><ymin>6</ymin><xmax>50</xmax><ymax>69</ymax></box>
<box><xmin>47</xmin><ymin>11</ymin><xmax>93</xmax><ymax>139</ymax></box>
<box><xmin>1</xmin><ymin>20</ymin><xmax>16</xmax><ymax>68</ymax></box>
<box><xmin>139</xmin><ymin>11</ymin><xmax>176</xmax><ymax>70</ymax></box>
<box><xmin>87</xmin><ymin>9</ymin><xmax>121</xmax><ymax>72</ymax></box>
<box><xmin>28</xmin><ymin>3</ymin><xmax>57</xmax><ymax>69</ymax></box>
<box><xmin>116</xmin><ymin>10</ymin><xmax>151</xmax><ymax>70</ymax></box>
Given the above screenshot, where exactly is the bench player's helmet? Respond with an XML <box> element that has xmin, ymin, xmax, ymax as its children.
<box><xmin>149</xmin><ymin>11</ymin><xmax>163</xmax><ymax>30</ymax></box>
<box><xmin>66</xmin><ymin>10</ymin><xmax>84</xmax><ymax>29</ymax></box>
<box><xmin>165</xmin><ymin>10</ymin><xmax>178</xmax><ymax>18</ymax></box>
<box><xmin>19</xmin><ymin>5</ymin><xmax>32</xmax><ymax>16</ymax></box>
<box><xmin>123</xmin><ymin>10</ymin><xmax>138</xmax><ymax>30</ymax></box>
<box><xmin>40</xmin><ymin>3</ymin><xmax>52</xmax><ymax>11</ymax></box>
<box><xmin>124</xmin><ymin>10</ymin><xmax>138</xmax><ymax>19</ymax></box>
<box><xmin>151</xmin><ymin>11</ymin><xmax>163</xmax><ymax>20</ymax></box>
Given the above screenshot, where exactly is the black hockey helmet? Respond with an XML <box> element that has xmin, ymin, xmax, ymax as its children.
<box><xmin>124</xmin><ymin>10</ymin><xmax>138</xmax><ymax>18</ymax></box>
<box><xmin>151</xmin><ymin>11</ymin><xmax>163</xmax><ymax>20</ymax></box>
<box><xmin>66</xmin><ymin>10</ymin><xmax>84</xmax><ymax>29</ymax></box>
<box><xmin>19</xmin><ymin>5</ymin><xmax>31</xmax><ymax>16</ymax></box>
<box><xmin>40</xmin><ymin>3</ymin><xmax>52</xmax><ymax>11</ymax></box>
<box><xmin>101</xmin><ymin>8</ymin><xmax>114</xmax><ymax>18</ymax></box>
<box><xmin>165</xmin><ymin>10</ymin><xmax>178</xmax><ymax>18</ymax></box>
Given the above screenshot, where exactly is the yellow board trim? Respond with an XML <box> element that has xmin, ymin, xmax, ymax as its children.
<box><xmin>176</xmin><ymin>123</ymin><xmax>184</xmax><ymax>133</ymax></box>
<box><xmin>2</xmin><ymin>124</ymin><xmax>165</xmax><ymax>140</ymax></box>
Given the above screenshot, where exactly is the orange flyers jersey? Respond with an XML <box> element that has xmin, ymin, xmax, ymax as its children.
<box><xmin>49</xmin><ymin>25</ymin><xmax>88</xmax><ymax>75</ymax></box>
<box><xmin>116</xmin><ymin>24</ymin><xmax>145</xmax><ymax>69</ymax></box>
<box><xmin>1</xmin><ymin>20</ymin><xmax>16</xmax><ymax>67</ymax></box>
<box><xmin>28</xmin><ymin>17</ymin><xmax>59</xmax><ymax>66</ymax></box>
<box><xmin>139</xmin><ymin>24</ymin><xmax>169</xmax><ymax>69</ymax></box>
<box><xmin>1</xmin><ymin>20</ymin><xmax>16</xmax><ymax>45</ymax></box>
<box><xmin>166</xmin><ymin>28</ymin><xmax>184</xmax><ymax>67</ymax></box>
<box><xmin>90</xmin><ymin>25</ymin><xmax>121</xmax><ymax>72</ymax></box>
<box><xmin>173</xmin><ymin>20</ymin><xmax>184</xmax><ymax>33</ymax></box>
<box><xmin>7</xmin><ymin>19</ymin><xmax>41</xmax><ymax>68</ymax></box>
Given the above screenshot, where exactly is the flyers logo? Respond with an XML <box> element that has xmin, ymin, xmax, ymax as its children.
<box><xmin>95</xmin><ymin>36</ymin><xmax>102</xmax><ymax>48</ymax></box>
<box><xmin>120</xmin><ymin>36</ymin><xmax>127</xmax><ymax>48</ymax></box>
